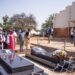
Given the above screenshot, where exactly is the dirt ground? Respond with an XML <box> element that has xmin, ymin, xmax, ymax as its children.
<box><xmin>16</xmin><ymin>36</ymin><xmax>75</xmax><ymax>75</ymax></box>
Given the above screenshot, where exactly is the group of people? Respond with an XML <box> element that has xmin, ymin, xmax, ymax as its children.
<box><xmin>18</xmin><ymin>29</ymin><xmax>30</xmax><ymax>52</ymax></box>
<box><xmin>0</xmin><ymin>27</ymin><xmax>31</xmax><ymax>53</ymax></box>
<box><xmin>0</xmin><ymin>27</ymin><xmax>17</xmax><ymax>51</ymax></box>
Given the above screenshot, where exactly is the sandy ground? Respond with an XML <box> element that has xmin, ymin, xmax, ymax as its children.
<box><xmin>15</xmin><ymin>36</ymin><xmax>75</xmax><ymax>75</ymax></box>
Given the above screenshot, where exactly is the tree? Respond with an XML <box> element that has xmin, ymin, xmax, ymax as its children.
<box><xmin>2</xmin><ymin>13</ymin><xmax>37</xmax><ymax>31</ymax></box>
<box><xmin>24</xmin><ymin>14</ymin><xmax>37</xmax><ymax>29</ymax></box>
<box><xmin>42</xmin><ymin>14</ymin><xmax>55</xmax><ymax>29</ymax></box>
<box><xmin>9</xmin><ymin>13</ymin><xmax>37</xmax><ymax>30</ymax></box>
<box><xmin>2</xmin><ymin>15</ymin><xmax>11</xmax><ymax>31</ymax></box>
<box><xmin>3</xmin><ymin>15</ymin><xmax>9</xmax><ymax>25</ymax></box>
<box><xmin>0</xmin><ymin>23</ymin><xmax>2</xmax><ymax>27</ymax></box>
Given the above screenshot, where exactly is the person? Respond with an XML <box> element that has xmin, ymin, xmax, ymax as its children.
<box><xmin>4</xmin><ymin>31</ymin><xmax>8</xmax><ymax>49</ymax></box>
<box><xmin>13</xmin><ymin>29</ymin><xmax>17</xmax><ymax>50</ymax></box>
<box><xmin>13</xmin><ymin>29</ymin><xmax>17</xmax><ymax>44</ymax></box>
<box><xmin>25</xmin><ymin>29</ymin><xmax>30</xmax><ymax>51</ymax></box>
<box><xmin>47</xmin><ymin>27</ymin><xmax>51</xmax><ymax>43</ymax></box>
<box><xmin>7</xmin><ymin>30</ymin><xmax>15</xmax><ymax>51</ymax></box>
<box><xmin>73</xmin><ymin>27</ymin><xmax>75</xmax><ymax>46</ymax></box>
<box><xmin>70</xmin><ymin>27</ymin><xmax>73</xmax><ymax>43</ymax></box>
<box><xmin>18</xmin><ymin>29</ymin><xmax>25</xmax><ymax>52</ymax></box>
<box><xmin>0</xmin><ymin>28</ymin><xmax>5</xmax><ymax>49</ymax></box>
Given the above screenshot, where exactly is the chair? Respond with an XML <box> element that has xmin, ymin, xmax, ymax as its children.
<box><xmin>65</xmin><ymin>56</ymin><xmax>75</xmax><ymax>72</ymax></box>
<box><xmin>66</xmin><ymin>61</ymin><xmax>75</xmax><ymax>72</ymax></box>
<box><xmin>54</xmin><ymin>60</ymin><xmax>70</xmax><ymax>72</ymax></box>
<box><xmin>61</xmin><ymin>56</ymin><xmax>75</xmax><ymax>72</ymax></box>
<box><xmin>54</xmin><ymin>56</ymin><xmax>75</xmax><ymax>72</ymax></box>
<box><xmin>61</xmin><ymin>60</ymin><xmax>70</xmax><ymax>72</ymax></box>
<box><xmin>54</xmin><ymin>63</ymin><xmax>63</xmax><ymax>72</ymax></box>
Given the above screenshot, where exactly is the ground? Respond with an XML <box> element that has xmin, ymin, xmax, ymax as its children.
<box><xmin>15</xmin><ymin>36</ymin><xmax>75</xmax><ymax>75</ymax></box>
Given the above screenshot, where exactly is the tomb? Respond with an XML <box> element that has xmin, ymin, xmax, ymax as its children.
<box><xmin>26</xmin><ymin>47</ymin><xmax>58</xmax><ymax>68</ymax></box>
<box><xmin>26</xmin><ymin>47</ymin><xmax>75</xmax><ymax>72</ymax></box>
<box><xmin>0</xmin><ymin>49</ymin><xmax>47</xmax><ymax>75</ymax></box>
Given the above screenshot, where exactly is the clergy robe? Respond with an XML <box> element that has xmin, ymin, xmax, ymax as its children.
<box><xmin>7</xmin><ymin>34</ymin><xmax>15</xmax><ymax>50</ymax></box>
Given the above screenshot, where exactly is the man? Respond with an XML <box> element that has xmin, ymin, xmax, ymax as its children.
<box><xmin>13</xmin><ymin>29</ymin><xmax>17</xmax><ymax>50</ymax></box>
<box><xmin>13</xmin><ymin>29</ymin><xmax>17</xmax><ymax>44</ymax></box>
<box><xmin>18</xmin><ymin>29</ymin><xmax>25</xmax><ymax>52</ymax></box>
<box><xmin>47</xmin><ymin>27</ymin><xmax>51</xmax><ymax>43</ymax></box>
<box><xmin>70</xmin><ymin>27</ymin><xmax>73</xmax><ymax>43</ymax></box>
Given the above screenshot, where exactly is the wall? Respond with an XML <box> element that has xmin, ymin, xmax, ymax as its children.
<box><xmin>53</xmin><ymin>5</ymin><xmax>74</xmax><ymax>37</ymax></box>
<box><xmin>53</xmin><ymin>28</ymin><xmax>69</xmax><ymax>37</ymax></box>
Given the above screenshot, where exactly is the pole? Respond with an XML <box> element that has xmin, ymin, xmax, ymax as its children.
<box><xmin>64</xmin><ymin>38</ymin><xmax>66</xmax><ymax>51</ymax></box>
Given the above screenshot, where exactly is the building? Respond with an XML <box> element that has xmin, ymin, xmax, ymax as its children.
<box><xmin>53</xmin><ymin>2</ymin><xmax>75</xmax><ymax>37</ymax></box>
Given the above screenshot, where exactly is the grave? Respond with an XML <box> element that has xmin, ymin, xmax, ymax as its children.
<box><xmin>0</xmin><ymin>49</ymin><xmax>47</xmax><ymax>75</ymax></box>
<box><xmin>26</xmin><ymin>47</ymin><xmax>58</xmax><ymax>68</ymax></box>
<box><xmin>26</xmin><ymin>47</ymin><xmax>75</xmax><ymax>72</ymax></box>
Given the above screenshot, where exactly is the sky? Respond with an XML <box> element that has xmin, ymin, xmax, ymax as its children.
<box><xmin>0</xmin><ymin>0</ymin><xmax>75</xmax><ymax>29</ymax></box>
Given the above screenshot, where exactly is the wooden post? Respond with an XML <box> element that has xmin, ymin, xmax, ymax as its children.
<box><xmin>64</xmin><ymin>38</ymin><xmax>66</xmax><ymax>51</ymax></box>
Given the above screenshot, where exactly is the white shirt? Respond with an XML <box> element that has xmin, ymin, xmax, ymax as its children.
<box><xmin>13</xmin><ymin>31</ymin><xmax>17</xmax><ymax>37</ymax></box>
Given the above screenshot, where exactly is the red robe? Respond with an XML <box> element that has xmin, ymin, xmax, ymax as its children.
<box><xmin>7</xmin><ymin>34</ymin><xmax>15</xmax><ymax>50</ymax></box>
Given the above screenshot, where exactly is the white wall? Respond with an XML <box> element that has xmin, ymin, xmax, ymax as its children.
<box><xmin>53</xmin><ymin>13</ymin><xmax>59</xmax><ymax>28</ymax></box>
<box><xmin>70</xmin><ymin>2</ymin><xmax>75</xmax><ymax>27</ymax></box>
<box><xmin>65</xmin><ymin>6</ymin><xmax>72</xmax><ymax>27</ymax></box>
<box><xmin>71</xmin><ymin>2</ymin><xmax>75</xmax><ymax>20</ymax></box>
<box><xmin>53</xmin><ymin>5</ymin><xmax>72</xmax><ymax>28</ymax></box>
<box><xmin>53</xmin><ymin>10</ymin><xmax>68</xmax><ymax>28</ymax></box>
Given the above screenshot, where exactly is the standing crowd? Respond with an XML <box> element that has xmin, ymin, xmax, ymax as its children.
<box><xmin>0</xmin><ymin>27</ymin><xmax>31</xmax><ymax>53</ymax></box>
<box><xmin>0</xmin><ymin>26</ymin><xmax>75</xmax><ymax>53</ymax></box>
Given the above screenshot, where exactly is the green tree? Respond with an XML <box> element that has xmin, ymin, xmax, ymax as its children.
<box><xmin>0</xmin><ymin>23</ymin><xmax>2</xmax><ymax>27</ymax></box>
<box><xmin>2</xmin><ymin>15</ymin><xmax>11</xmax><ymax>31</ymax></box>
<box><xmin>42</xmin><ymin>14</ymin><xmax>54</xmax><ymax>29</ymax></box>
<box><xmin>9</xmin><ymin>13</ymin><xmax>37</xmax><ymax>30</ymax></box>
<box><xmin>3</xmin><ymin>15</ymin><xmax>8</xmax><ymax>24</ymax></box>
<box><xmin>2</xmin><ymin>13</ymin><xmax>37</xmax><ymax>31</ymax></box>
